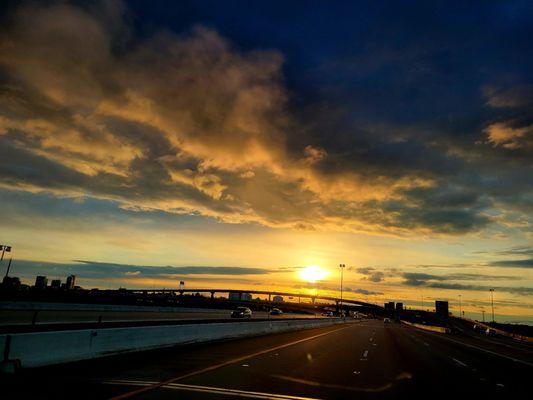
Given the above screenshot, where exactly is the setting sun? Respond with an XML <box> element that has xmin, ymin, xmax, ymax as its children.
<box><xmin>299</xmin><ymin>265</ymin><xmax>329</xmax><ymax>283</ymax></box>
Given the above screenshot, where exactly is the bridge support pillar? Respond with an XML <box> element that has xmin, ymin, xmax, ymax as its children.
<box><xmin>268</xmin><ymin>293</ymin><xmax>271</xmax><ymax>302</ymax></box>
<box><xmin>210</xmin><ymin>291</ymin><xmax>215</xmax><ymax>300</ymax></box>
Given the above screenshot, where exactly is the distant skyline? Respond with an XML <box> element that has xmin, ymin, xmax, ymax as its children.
<box><xmin>0</xmin><ymin>1</ymin><xmax>532</xmax><ymax>324</ymax></box>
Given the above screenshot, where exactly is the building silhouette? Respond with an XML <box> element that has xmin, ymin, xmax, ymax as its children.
<box><xmin>51</xmin><ymin>279</ymin><xmax>61</xmax><ymax>289</ymax></box>
<box><xmin>229</xmin><ymin>292</ymin><xmax>252</xmax><ymax>301</ymax></box>
<box><xmin>66</xmin><ymin>275</ymin><xmax>76</xmax><ymax>290</ymax></box>
<box><xmin>435</xmin><ymin>300</ymin><xmax>449</xmax><ymax>318</ymax></box>
<box><xmin>35</xmin><ymin>276</ymin><xmax>48</xmax><ymax>289</ymax></box>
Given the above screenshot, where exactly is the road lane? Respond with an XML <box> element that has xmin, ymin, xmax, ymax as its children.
<box><xmin>110</xmin><ymin>320</ymin><xmax>531</xmax><ymax>399</ymax></box>
<box><xmin>2</xmin><ymin>322</ymin><xmax>351</xmax><ymax>399</ymax></box>
<box><xmin>400</xmin><ymin>322</ymin><xmax>532</xmax><ymax>392</ymax></box>
<box><xmin>2</xmin><ymin>319</ymin><xmax>531</xmax><ymax>399</ymax></box>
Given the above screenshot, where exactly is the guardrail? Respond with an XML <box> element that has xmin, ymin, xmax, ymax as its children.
<box><xmin>0</xmin><ymin>318</ymin><xmax>348</xmax><ymax>370</ymax></box>
<box><xmin>464</xmin><ymin>319</ymin><xmax>533</xmax><ymax>343</ymax></box>
<box><xmin>401</xmin><ymin>320</ymin><xmax>450</xmax><ymax>334</ymax></box>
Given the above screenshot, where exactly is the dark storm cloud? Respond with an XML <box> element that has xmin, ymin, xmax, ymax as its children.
<box><xmin>344</xmin><ymin>287</ymin><xmax>383</xmax><ymax>296</ymax></box>
<box><xmin>424</xmin><ymin>283</ymin><xmax>533</xmax><ymax>296</ymax></box>
<box><xmin>356</xmin><ymin>267</ymin><xmax>386</xmax><ymax>283</ymax></box>
<box><xmin>0</xmin><ymin>1</ymin><xmax>532</xmax><ymax>236</ymax></box>
<box><xmin>402</xmin><ymin>272</ymin><xmax>519</xmax><ymax>284</ymax></box>
<box><xmin>11</xmin><ymin>259</ymin><xmax>271</xmax><ymax>281</ymax></box>
<box><xmin>401</xmin><ymin>272</ymin><xmax>529</xmax><ymax>295</ymax></box>
<box><xmin>74</xmin><ymin>260</ymin><xmax>271</xmax><ymax>276</ymax></box>
<box><xmin>488</xmin><ymin>259</ymin><xmax>533</xmax><ymax>269</ymax></box>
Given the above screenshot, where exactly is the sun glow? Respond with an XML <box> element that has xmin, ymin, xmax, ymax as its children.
<box><xmin>299</xmin><ymin>265</ymin><xmax>329</xmax><ymax>283</ymax></box>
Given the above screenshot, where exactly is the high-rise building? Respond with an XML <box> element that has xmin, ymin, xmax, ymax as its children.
<box><xmin>51</xmin><ymin>279</ymin><xmax>61</xmax><ymax>289</ymax></box>
<box><xmin>435</xmin><ymin>300</ymin><xmax>449</xmax><ymax>318</ymax></box>
<box><xmin>2</xmin><ymin>276</ymin><xmax>21</xmax><ymax>289</ymax></box>
<box><xmin>66</xmin><ymin>275</ymin><xmax>76</xmax><ymax>290</ymax></box>
<box><xmin>384</xmin><ymin>301</ymin><xmax>395</xmax><ymax>311</ymax></box>
<box><xmin>395</xmin><ymin>302</ymin><xmax>403</xmax><ymax>312</ymax></box>
<box><xmin>35</xmin><ymin>275</ymin><xmax>48</xmax><ymax>289</ymax></box>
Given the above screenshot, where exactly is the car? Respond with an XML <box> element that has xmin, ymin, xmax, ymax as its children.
<box><xmin>383</xmin><ymin>318</ymin><xmax>391</xmax><ymax>323</ymax></box>
<box><xmin>231</xmin><ymin>307</ymin><xmax>252</xmax><ymax>318</ymax></box>
<box><xmin>270</xmin><ymin>308</ymin><xmax>283</xmax><ymax>315</ymax></box>
<box><xmin>485</xmin><ymin>328</ymin><xmax>497</xmax><ymax>336</ymax></box>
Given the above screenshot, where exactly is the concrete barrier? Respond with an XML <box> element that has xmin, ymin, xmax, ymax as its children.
<box><xmin>401</xmin><ymin>320</ymin><xmax>450</xmax><ymax>334</ymax></box>
<box><xmin>0</xmin><ymin>318</ymin><xmax>347</xmax><ymax>369</ymax></box>
<box><xmin>464</xmin><ymin>318</ymin><xmax>533</xmax><ymax>343</ymax></box>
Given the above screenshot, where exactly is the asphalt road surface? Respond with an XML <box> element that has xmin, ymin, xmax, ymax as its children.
<box><xmin>3</xmin><ymin>319</ymin><xmax>532</xmax><ymax>399</ymax></box>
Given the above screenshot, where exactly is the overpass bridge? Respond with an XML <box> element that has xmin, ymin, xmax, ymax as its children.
<box><xmin>126</xmin><ymin>288</ymin><xmax>381</xmax><ymax>309</ymax></box>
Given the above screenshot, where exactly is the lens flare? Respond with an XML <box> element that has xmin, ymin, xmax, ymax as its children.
<box><xmin>299</xmin><ymin>265</ymin><xmax>328</xmax><ymax>283</ymax></box>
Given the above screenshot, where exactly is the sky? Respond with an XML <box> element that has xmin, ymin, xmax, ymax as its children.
<box><xmin>0</xmin><ymin>1</ymin><xmax>532</xmax><ymax>323</ymax></box>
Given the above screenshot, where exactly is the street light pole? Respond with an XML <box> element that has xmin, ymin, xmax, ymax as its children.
<box><xmin>490</xmin><ymin>288</ymin><xmax>495</xmax><ymax>323</ymax></box>
<box><xmin>1</xmin><ymin>244</ymin><xmax>13</xmax><ymax>278</ymax></box>
<box><xmin>339</xmin><ymin>264</ymin><xmax>345</xmax><ymax>316</ymax></box>
<box><xmin>458</xmin><ymin>294</ymin><xmax>462</xmax><ymax>318</ymax></box>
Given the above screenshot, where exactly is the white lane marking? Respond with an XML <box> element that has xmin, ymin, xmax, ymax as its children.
<box><xmin>496</xmin><ymin>383</ymin><xmax>504</xmax><ymax>387</ymax></box>
<box><xmin>369</xmin><ymin>337</ymin><xmax>373</xmax><ymax>342</ymax></box>
<box><xmin>452</xmin><ymin>358</ymin><xmax>467</xmax><ymax>367</ymax></box>
<box><xmin>360</xmin><ymin>350</ymin><xmax>369</xmax><ymax>360</ymax></box>
<box><xmin>110</xmin><ymin>324</ymin><xmax>352</xmax><ymax>400</ymax></box>
<box><xmin>104</xmin><ymin>380</ymin><xmax>320</xmax><ymax>400</ymax></box>
<box><xmin>353</xmin><ymin>371</ymin><xmax>360</xmax><ymax>374</ymax></box>
<box><xmin>423</xmin><ymin>342</ymin><xmax>429</xmax><ymax>347</ymax></box>
<box><xmin>242</xmin><ymin>364</ymin><xmax>250</xmax><ymax>367</ymax></box>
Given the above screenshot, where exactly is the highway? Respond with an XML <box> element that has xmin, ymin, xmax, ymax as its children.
<box><xmin>2</xmin><ymin>319</ymin><xmax>531</xmax><ymax>399</ymax></box>
<box><xmin>0</xmin><ymin>309</ymin><xmax>319</xmax><ymax>329</ymax></box>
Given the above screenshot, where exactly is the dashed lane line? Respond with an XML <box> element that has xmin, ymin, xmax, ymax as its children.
<box><xmin>452</xmin><ymin>358</ymin><xmax>467</xmax><ymax>367</ymax></box>
<box><xmin>109</xmin><ymin>324</ymin><xmax>354</xmax><ymax>399</ymax></box>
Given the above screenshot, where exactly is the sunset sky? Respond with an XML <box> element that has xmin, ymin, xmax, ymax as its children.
<box><xmin>0</xmin><ymin>1</ymin><xmax>532</xmax><ymax>323</ymax></box>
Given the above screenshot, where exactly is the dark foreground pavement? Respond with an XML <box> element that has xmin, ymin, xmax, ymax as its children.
<box><xmin>2</xmin><ymin>319</ymin><xmax>532</xmax><ymax>399</ymax></box>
